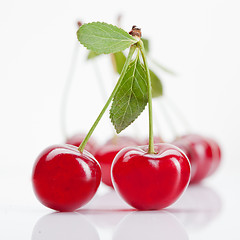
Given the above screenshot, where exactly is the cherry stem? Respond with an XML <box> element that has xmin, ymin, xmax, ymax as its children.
<box><xmin>78</xmin><ymin>45</ymin><xmax>137</xmax><ymax>152</ymax></box>
<box><xmin>159</xmin><ymin>98</ymin><xmax>179</xmax><ymax>138</ymax></box>
<box><xmin>139</xmin><ymin>40</ymin><xmax>155</xmax><ymax>154</ymax></box>
<box><xmin>153</xmin><ymin>101</ymin><xmax>165</xmax><ymax>141</ymax></box>
<box><xmin>92</xmin><ymin>58</ymin><xmax>116</xmax><ymax>136</ymax></box>
<box><xmin>149</xmin><ymin>57</ymin><xmax>176</xmax><ymax>75</ymax></box>
<box><xmin>164</xmin><ymin>96</ymin><xmax>191</xmax><ymax>133</ymax></box>
<box><xmin>92</xmin><ymin>60</ymin><xmax>108</xmax><ymax>102</ymax></box>
<box><xmin>60</xmin><ymin>42</ymin><xmax>79</xmax><ymax>140</ymax></box>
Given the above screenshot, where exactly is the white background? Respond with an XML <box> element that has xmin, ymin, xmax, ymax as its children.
<box><xmin>0</xmin><ymin>0</ymin><xmax>240</xmax><ymax>239</ymax></box>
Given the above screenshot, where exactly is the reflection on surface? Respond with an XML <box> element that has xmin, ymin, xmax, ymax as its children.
<box><xmin>32</xmin><ymin>212</ymin><xmax>99</xmax><ymax>240</ymax></box>
<box><xmin>113</xmin><ymin>211</ymin><xmax>189</xmax><ymax>240</ymax></box>
<box><xmin>80</xmin><ymin>190</ymin><xmax>134</xmax><ymax>229</ymax></box>
<box><xmin>31</xmin><ymin>185</ymin><xmax>221</xmax><ymax>240</ymax></box>
<box><xmin>83</xmin><ymin>188</ymin><xmax>131</xmax><ymax>211</ymax></box>
<box><xmin>170</xmin><ymin>184</ymin><xmax>222</xmax><ymax>229</ymax></box>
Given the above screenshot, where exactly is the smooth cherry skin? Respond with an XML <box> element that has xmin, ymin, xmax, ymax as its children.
<box><xmin>172</xmin><ymin>138</ymin><xmax>198</xmax><ymax>180</ymax></box>
<box><xmin>32</xmin><ymin>144</ymin><xmax>101</xmax><ymax>211</ymax></box>
<box><xmin>111</xmin><ymin>144</ymin><xmax>191</xmax><ymax>210</ymax></box>
<box><xmin>66</xmin><ymin>133</ymin><xmax>98</xmax><ymax>155</ymax></box>
<box><xmin>176</xmin><ymin>134</ymin><xmax>221</xmax><ymax>183</ymax></box>
<box><xmin>94</xmin><ymin>136</ymin><xmax>139</xmax><ymax>188</ymax></box>
<box><xmin>205</xmin><ymin>137</ymin><xmax>221</xmax><ymax>177</ymax></box>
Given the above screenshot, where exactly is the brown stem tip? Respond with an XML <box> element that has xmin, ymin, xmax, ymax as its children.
<box><xmin>117</xmin><ymin>14</ymin><xmax>122</xmax><ymax>26</ymax></box>
<box><xmin>77</xmin><ymin>21</ymin><xmax>83</xmax><ymax>27</ymax></box>
<box><xmin>129</xmin><ymin>25</ymin><xmax>142</xmax><ymax>38</ymax></box>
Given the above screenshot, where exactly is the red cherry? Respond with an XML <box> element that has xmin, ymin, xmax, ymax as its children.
<box><xmin>94</xmin><ymin>136</ymin><xmax>139</xmax><ymax>188</ymax></box>
<box><xmin>175</xmin><ymin>134</ymin><xmax>221</xmax><ymax>183</ymax></box>
<box><xmin>111</xmin><ymin>144</ymin><xmax>191</xmax><ymax>210</ymax></box>
<box><xmin>205</xmin><ymin>137</ymin><xmax>221</xmax><ymax>177</ymax></box>
<box><xmin>32</xmin><ymin>144</ymin><xmax>101</xmax><ymax>211</ymax></box>
<box><xmin>172</xmin><ymin>138</ymin><xmax>198</xmax><ymax>180</ymax></box>
<box><xmin>66</xmin><ymin>133</ymin><xmax>98</xmax><ymax>155</ymax></box>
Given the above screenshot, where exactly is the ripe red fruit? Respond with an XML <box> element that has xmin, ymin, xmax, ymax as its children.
<box><xmin>94</xmin><ymin>136</ymin><xmax>139</xmax><ymax>188</ymax></box>
<box><xmin>173</xmin><ymin>134</ymin><xmax>221</xmax><ymax>183</ymax></box>
<box><xmin>111</xmin><ymin>144</ymin><xmax>191</xmax><ymax>210</ymax></box>
<box><xmin>205</xmin><ymin>137</ymin><xmax>221</xmax><ymax>177</ymax></box>
<box><xmin>172</xmin><ymin>138</ymin><xmax>198</xmax><ymax>180</ymax></box>
<box><xmin>32</xmin><ymin>144</ymin><xmax>101</xmax><ymax>211</ymax></box>
<box><xmin>66</xmin><ymin>133</ymin><xmax>98</xmax><ymax>155</ymax></box>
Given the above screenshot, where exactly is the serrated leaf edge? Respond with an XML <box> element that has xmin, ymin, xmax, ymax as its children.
<box><xmin>109</xmin><ymin>59</ymin><xmax>148</xmax><ymax>134</ymax></box>
<box><xmin>77</xmin><ymin>22</ymin><xmax>138</xmax><ymax>54</ymax></box>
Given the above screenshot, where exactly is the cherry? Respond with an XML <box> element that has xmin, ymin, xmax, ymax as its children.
<box><xmin>172</xmin><ymin>138</ymin><xmax>198</xmax><ymax>180</ymax></box>
<box><xmin>205</xmin><ymin>137</ymin><xmax>221</xmax><ymax>177</ymax></box>
<box><xmin>66</xmin><ymin>133</ymin><xmax>98</xmax><ymax>155</ymax></box>
<box><xmin>173</xmin><ymin>134</ymin><xmax>221</xmax><ymax>183</ymax></box>
<box><xmin>32</xmin><ymin>144</ymin><xmax>101</xmax><ymax>211</ymax></box>
<box><xmin>94</xmin><ymin>136</ymin><xmax>139</xmax><ymax>188</ymax></box>
<box><xmin>111</xmin><ymin>143</ymin><xmax>191</xmax><ymax>210</ymax></box>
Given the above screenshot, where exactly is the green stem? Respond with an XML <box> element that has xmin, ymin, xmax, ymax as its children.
<box><xmin>60</xmin><ymin>42</ymin><xmax>79</xmax><ymax>140</ymax></box>
<box><xmin>165</xmin><ymin>96</ymin><xmax>191</xmax><ymax>133</ymax></box>
<box><xmin>92</xmin><ymin>60</ymin><xmax>108</xmax><ymax>102</ymax></box>
<box><xmin>78</xmin><ymin>45</ymin><xmax>137</xmax><ymax>152</ymax></box>
<box><xmin>149</xmin><ymin>57</ymin><xmax>176</xmax><ymax>75</ymax></box>
<box><xmin>92</xmin><ymin>59</ymin><xmax>116</xmax><ymax>137</ymax></box>
<box><xmin>159</xmin><ymin>98</ymin><xmax>178</xmax><ymax>138</ymax></box>
<box><xmin>139</xmin><ymin>41</ymin><xmax>155</xmax><ymax>154</ymax></box>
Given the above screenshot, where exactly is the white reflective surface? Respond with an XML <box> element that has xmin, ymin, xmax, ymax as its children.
<box><xmin>112</xmin><ymin>211</ymin><xmax>188</xmax><ymax>240</ymax></box>
<box><xmin>32</xmin><ymin>213</ymin><xmax>100</xmax><ymax>240</ymax></box>
<box><xmin>1</xmin><ymin>170</ymin><xmax>240</xmax><ymax>240</ymax></box>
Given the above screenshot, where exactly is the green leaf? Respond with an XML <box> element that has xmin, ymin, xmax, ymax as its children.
<box><xmin>150</xmin><ymin>70</ymin><xmax>163</xmax><ymax>98</ymax></box>
<box><xmin>142</xmin><ymin>38</ymin><xmax>150</xmax><ymax>54</ymax></box>
<box><xmin>77</xmin><ymin>22</ymin><xmax>138</xmax><ymax>54</ymax></box>
<box><xmin>110</xmin><ymin>54</ymin><xmax>148</xmax><ymax>133</ymax></box>
<box><xmin>87</xmin><ymin>51</ymin><xmax>101</xmax><ymax>60</ymax></box>
<box><xmin>111</xmin><ymin>53</ymin><xmax>163</xmax><ymax>97</ymax></box>
<box><xmin>113</xmin><ymin>52</ymin><xmax>126</xmax><ymax>74</ymax></box>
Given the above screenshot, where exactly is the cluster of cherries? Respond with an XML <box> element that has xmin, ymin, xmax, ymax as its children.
<box><xmin>32</xmin><ymin>131</ymin><xmax>221</xmax><ymax>212</ymax></box>
<box><xmin>32</xmin><ymin>21</ymin><xmax>221</xmax><ymax>212</ymax></box>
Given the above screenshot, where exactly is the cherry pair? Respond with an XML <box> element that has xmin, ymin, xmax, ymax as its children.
<box><xmin>32</xmin><ymin>21</ymin><xmax>204</xmax><ymax>212</ymax></box>
<box><xmin>32</xmin><ymin>138</ymin><xmax>191</xmax><ymax>211</ymax></box>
